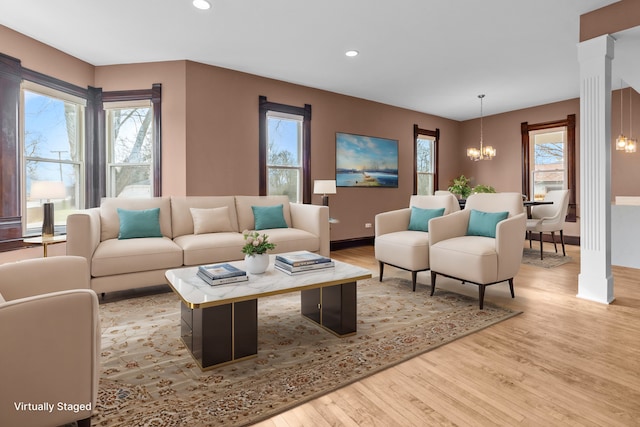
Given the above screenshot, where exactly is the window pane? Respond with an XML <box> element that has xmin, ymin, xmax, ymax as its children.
<box><xmin>26</xmin><ymin>160</ymin><xmax>80</xmax><ymax>230</ymax></box>
<box><xmin>24</xmin><ymin>91</ymin><xmax>81</xmax><ymax>162</ymax></box>
<box><xmin>416</xmin><ymin>137</ymin><xmax>433</xmax><ymax>173</ymax></box>
<box><xmin>417</xmin><ymin>173</ymin><xmax>433</xmax><ymax>196</ymax></box>
<box><xmin>268</xmin><ymin>167</ymin><xmax>299</xmax><ymax>203</ymax></box>
<box><xmin>109</xmin><ymin>108</ymin><xmax>153</xmax><ymax>164</ymax></box>
<box><xmin>109</xmin><ymin>165</ymin><xmax>152</xmax><ymax>198</ymax></box>
<box><xmin>267</xmin><ymin>117</ymin><xmax>301</xmax><ymax>167</ymax></box>
<box><xmin>531</xmin><ymin>130</ymin><xmax>566</xmax><ymax>200</ymax></box>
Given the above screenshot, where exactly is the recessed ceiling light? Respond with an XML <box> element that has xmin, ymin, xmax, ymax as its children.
<box><xmin>193</xmin><ymin>0</ymin><xmax>211</xmax><ymax>10</ymax></box>
<box><xmin>345</xmin><ymin>50</ymin><xmax>359</xmax><ymax>57</ymax></box>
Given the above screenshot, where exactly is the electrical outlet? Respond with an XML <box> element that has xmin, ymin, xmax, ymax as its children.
<box><xmin>365</xmin><ymin>223</ymin><xmax>372</xmax><ymax>229</ymax></box>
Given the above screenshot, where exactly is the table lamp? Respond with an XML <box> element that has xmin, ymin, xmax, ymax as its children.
<box><xmin>30</xmin><ymin>180</ymin><xmax>66</xmax><ymax>237</ymax></box>
<box><xmin>313</xmin><ymin>180</ymin><xmax>337</xmax><ymax>206</ymax></box>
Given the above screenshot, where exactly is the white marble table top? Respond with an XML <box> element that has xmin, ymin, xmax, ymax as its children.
<box><xmin>165</xmin><ymin>255</ymin><xmax>372</xmax><ymax>309</ymax></box>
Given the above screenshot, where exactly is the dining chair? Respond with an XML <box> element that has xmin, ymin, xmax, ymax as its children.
<box><xmin>526</xmin><ymin>189</ymin><xmax>570</xmax><ymax>260</ymax></box>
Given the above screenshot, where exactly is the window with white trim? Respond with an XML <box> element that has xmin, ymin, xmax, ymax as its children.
<box><xmin>104</xmin><ymin>100</ymin><xmax>154</xmax><ymax>198</ymax></box>
<box><xmin>416</xmin><ymin>134</ymin><xmax>435</xmax><ymax>195</ymax></box>
<box><xmin>21</xmin><ymin>82</ymin><xmax>85</xmax><ymax>234</ymax></box>
<box><xmin>266</xmin><ymin>111</ymin><xmax>303</xmax><ymax>203</ymax></box>
<box><xmin>530</xmin><ymin>127</ymin><xmax>567</xmax><ymax>200</ymax></box>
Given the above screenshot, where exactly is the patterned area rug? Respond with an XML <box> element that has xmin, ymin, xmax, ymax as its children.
<box><xmin>522</xmin><ymin>247</ymin><xmax>573</xmax><ymax>268</ymax></box>
<box><xmin>93</xmin><ymin>277</ymin><xmax>520</xmax><ymax>426</ymax></box>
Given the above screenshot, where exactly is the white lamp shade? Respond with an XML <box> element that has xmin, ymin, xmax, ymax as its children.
<box><xmin>313</xmin><ymin>180</ymin><xmax>337</xmax><ymax>195</ymax></box>
<box><xmin>30</xmin><ymin>181</ymin><xmax>66</xmax><ymax>201</ymax></box>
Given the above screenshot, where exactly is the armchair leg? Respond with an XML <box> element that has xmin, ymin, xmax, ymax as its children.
<box><xmin>379</xmin><ymin>261</ymin><xmax>384</xmax><ymax>282</ymax></box>
<box><xmin>77</xmin><ymin>417</ymin><xmax>92</xmax><ymax>427</ymax></box>
<box><xmin>539</xmin><ymin>232</ymin><xmax>544</xmax><ymax>260</ymax></box>
<box><xmin>528</xmin><ymin>231</ymin><xmax>532</xmax><ymax>248</ymax></box>
<box><xmin>508</xmin><ymin>278</ymin><xmax>515</xmax><ymax>298</ymax></box>
<box><xmin>560</xmin><ymin>230</ymin><xmax>566</xmax><ymax>256</ymax></box>
<box><xmin>551</xmin><ymin>231</ymin><xmax>558</xmax><ymax>253</ymax></box>
<box><xmin>411</xmin><ymin>271</ymin><xmax>417</xmax><ymax>292</ymax></box>
<box><xmin>478</xmin><ymin>285</ymin><xmax>485</xmax><ymax>310</ymax></box>
<box><xmin>430</xmin><ymin>271</ymin><xmax>437</xmax><ymax>296</ymax></box>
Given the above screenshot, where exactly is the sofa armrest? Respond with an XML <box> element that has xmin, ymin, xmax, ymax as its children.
<box><xmin>375</xmin><ymin>208</ymin><xmax>411</xmax><ymax>237</ymax></box>
<box><xmin>428</xmin><ymin>210</ymin><xmax>470</xmax><ymax>245</ymax></box>
<box><xmin>0</xmin><ymin>256</ymin><xmax>90</xmax><ymax>301</ymax></box>
<box><xmin>0</xmin><ymin>289</ymin><xmax>100</xmax><ymax>426</ymax></box>
<box><xmin>289</xmin><ymin>203</ymin><xmax>330</xmax><ymax>257</ymax></box>
<box><xmin>495</xmin><ymin>213</ymin><xmax>527</xmax><ymax>280</ymax></box>
<box><xmin>66</xmin><ymin>208</ymin><xmax>101</xmax><ymax>267</ymax></box>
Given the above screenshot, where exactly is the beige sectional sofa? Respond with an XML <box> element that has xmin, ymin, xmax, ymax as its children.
<box><xmin>66</xmin><ymin>195</ymin><xmax>329</xmax><ymax>294</ymax></box>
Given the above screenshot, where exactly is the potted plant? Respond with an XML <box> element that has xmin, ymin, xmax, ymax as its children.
<box><xmin>471</xmin><ymin>184</ymin><xmax>496</xmax><ymax>194</ymax></box>
<box><xmin>242</xmin><ymin>230</ymin><xmax>276</xmax><ymax>274</ymax></box>
<box><xmin>448</xmin><ymin>175</ymin><xmax>472</xmax><ymax>199</ymax></box>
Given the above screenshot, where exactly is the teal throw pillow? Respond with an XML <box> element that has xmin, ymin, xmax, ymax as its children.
<box><xmin>408</xmin><ymin>207</ymin><xmax>445</xmax><ymax>232</ymax></box>
<box><xmin>252</xmin><ymin>204</ymin><xmax>288</xmax><ymax>230</ymax></box>
<box><xmin>117</xmin><ymin>208</ymin><xmax>163</xmax><ymax>239</ymax></box>
<box><xmin>466</xmin><ymin>209</ymin><xmax>509</xmax><ymax>238</ymax></box>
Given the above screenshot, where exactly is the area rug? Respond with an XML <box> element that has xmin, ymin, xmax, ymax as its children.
<box><xmin>93</xmin><ymin>277</ymin><xmax>520</xmax><ymax>426</ymax></box>
<box><xmin>522</xmin><ymin>247</ymin><xmax>573</xmax><ymax>268</ymax></box>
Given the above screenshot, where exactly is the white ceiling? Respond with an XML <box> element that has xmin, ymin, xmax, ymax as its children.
<box><xmin>1</xmin><ymin>0</ymin><xmax>634</xmax><ymax>121</ymax></box>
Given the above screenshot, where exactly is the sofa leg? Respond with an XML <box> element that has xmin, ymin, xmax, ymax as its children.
<box><xmin>77</xmin><ymin>417</ymin><xmax>91</xmax><ymax>427</ymax></box>
<box><xmin>430</xmin><ymin>271</ymin><xmax>436</xmax><ymax>296</ymax></box>
<box><xmin>478</xmin><ymin>285</ymin><xmax>485</xmax><ymax>310</ymax></box>
<box><xmin>379</xmin><ymin>261</ymin><xmax>384</xmax><ymax>282</ymax></box>
<box><xmin>411</xmin><ymin>271</ymin><xmax>417</xmax><ymax>292</ymax></box>
<box><xmin>508</xmin><ymin>278</ymin><xmax>515</xmax><ymax>298</ymax></box>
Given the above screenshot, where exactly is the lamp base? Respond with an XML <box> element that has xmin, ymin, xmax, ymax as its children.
<box><xmin>322</xmin><ymin>195</ymin><xmax>329</xmax><ymax>206</ymax></box>
<box><xmin>42</xmin><ymin>202</ymin><xmax>55</xmax><ymax>237</ymax></box>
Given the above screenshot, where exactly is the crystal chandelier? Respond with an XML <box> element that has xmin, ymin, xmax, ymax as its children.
<box><xmin>467</xmin><ymin>94</ymin><xmax>496</xmax><ymax>161</ymax></box>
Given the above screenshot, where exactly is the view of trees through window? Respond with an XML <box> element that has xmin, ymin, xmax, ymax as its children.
<box><xmin>267</xmin><ymin>114</ymin><xmax>302</xmax><ymax>202</ymax></box>
<box><xmin>531</xmin><ymin>129</ymin><xmax>566</xmax><ymax>200</ymax></box>
<box><xmin>23</xmin><ymin>88</ymin><xmax>84</xmax><ymax>233</ymax></box>
<box><xmin>106</xmin><ymin>106</ymin><xmax>153</xmax><ymax>198</ymax></box>
<box><xmin>416</xmin><ymin>135</ymin><xmax>435</xmax><ymax>195</ymax></box>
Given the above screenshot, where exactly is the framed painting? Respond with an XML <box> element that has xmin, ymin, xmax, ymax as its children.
<box><xmin>336</xmin><ymin>132</ymin><xmax>398</xmax><ymax>187</ymax></box>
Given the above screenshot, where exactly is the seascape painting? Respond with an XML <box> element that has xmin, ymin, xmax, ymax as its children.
<box><xmin>336</xmin><ymin>132</ymin><xmax>398</xmax><ymax>187</ymax></box>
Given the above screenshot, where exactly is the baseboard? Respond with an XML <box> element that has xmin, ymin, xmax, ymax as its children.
<box><xmin>330</xmin><ymin>237</ymin><xmax>374</xmax><ymax>251</ymax></box>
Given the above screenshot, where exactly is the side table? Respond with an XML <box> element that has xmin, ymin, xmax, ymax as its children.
<box><xmin>23</xmin><ymin>235</ymin><xmax>67</xmax><ymax>257</ymax></box>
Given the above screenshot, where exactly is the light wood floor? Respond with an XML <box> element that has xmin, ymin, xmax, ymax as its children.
<box><xmin>254</xmin><ymin>244</ymin><xmax>640</xmax><ymax>426</ymax></box>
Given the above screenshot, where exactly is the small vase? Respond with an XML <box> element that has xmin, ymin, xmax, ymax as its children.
<box><xmin>244</xmin><ymin>253</ymin><xmax>269</xmax><ymax>274</ymax></box>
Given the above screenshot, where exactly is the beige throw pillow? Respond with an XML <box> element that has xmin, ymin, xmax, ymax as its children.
<box><xmin>190</xmin><ymin>207</ymin><xmax>234</xmax><ymax>234</ymax></box>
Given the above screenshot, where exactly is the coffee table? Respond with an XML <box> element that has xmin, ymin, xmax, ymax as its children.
<box><xmin>165</xmin><ymin>255</ymin><xmax>372</xmax><ymax>370</ymax></box>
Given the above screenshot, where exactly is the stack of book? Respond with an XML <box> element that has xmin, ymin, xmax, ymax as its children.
<box><xmin>274</xmin><ymin>251</ymin><xmax>334</xmax><ymax>275</ymax></box>
<box><xmin>197</xmin><ymin>263</ymin><xmax>248</xmax><ymax>285</ymax></box>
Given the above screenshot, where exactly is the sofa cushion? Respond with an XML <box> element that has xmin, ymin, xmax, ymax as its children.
<box><xmin>174</xmin><ymin>233</ymin><xmax>247</xmax><ymax>266</ymax></box>
<box><xmin>235</xmin><ymin>196</ymin><xmax>292</xmax><ymax>231</ymax></box>
<box><xmin>171</xmin><ymin>196</ymin><xmax>238</xmax><ymax>237</ymax></box>
<box><xmin>262</xmin><ymin>228</ymin><xmax>320</xmax><ymax>254</ymax></box>
<box><xmin>190</xmin><ymin>206</ymin><xmax>234</xmax><ymax>235</ymax></box>
<box><xmin>117</xmin><ymin>208</ymin><xmax>163</xmax><ymax>239</ymax></box>
<box><xmin>91</xmin><ymin>237</ymin><xmax>183</xmax><ymax>277</ymax></box>
<box><xmin>100</xmin><ymin>197</ymin><xmax>172</xmax><ymax>241</ymax></box>
<box><xmin>252</xmin><ymin>204</ymin><xmax>288</xmax><ymax>230</ymax></box>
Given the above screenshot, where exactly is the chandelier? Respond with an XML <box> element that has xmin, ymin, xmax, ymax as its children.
<box><xmin>616</xmin><ymin>82</ymin><xmax>637</xmax><ymax>153</ymax></box>
<box><xmin>467</xmin><ymin>94</ymin><xmax>496</xmax><ymax>161</ymax></box>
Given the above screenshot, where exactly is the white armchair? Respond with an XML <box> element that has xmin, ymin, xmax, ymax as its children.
<box><xmin>375</xmin><ymin>194</ymin><xmax>460</xmax><ymax>291</ymax></box>
<box><xmin>0</xmin><ymin>256</ymin><xmax>100</xmax><ymax>427</ymax></box>
<box><xmin>526</xmin><ymin>189</ymin><xmax>570</xmax><ymax>260</ymax></box>
<box><xmin>428</xmin><ymin>193</ymin><xmax>526</xmax><ymax>309</ymax></box>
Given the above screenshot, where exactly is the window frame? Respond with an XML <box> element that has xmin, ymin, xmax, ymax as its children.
<box><xmin>521</xmin><ymin>114</ymin><xmax>576</xmax><ymax>221</ymax></box>
<box><xmin>413</xmin><ymin>124</ymin><xmax>440</xmax><ymax>195</ymax></box>
<box><xmin>258</xmin><ymin>95</ymin><xmax>311</xmax><ymax>203</ymax></box>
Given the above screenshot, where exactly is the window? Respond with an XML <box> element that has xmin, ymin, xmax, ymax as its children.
<box><xmin>530</xmin><ymin>128</ymin><xmax>566</xmax><ymax>200</ymax></box>
<box><xmin>414</xmin><ymin>125</ymin><xmax>439</xmax><ymax>195</ymax></box>
<box><xmin>259</xmin><ymin>96</ymin><xmax>311</xmax><ymax>203</ymax></box>
<box><xmin>521</xmin><ymin>115</ymin><xmax>576</xmax><ymax>221</ymax></box>
<box><xmin>105</xmin><ymin>101</ymin><xmax>154</xmax><ymax>198</ymax></box>
<box><xmin>21</xmin><ymin>82</ymin><xmax>85</xmax><ymax>234</ymax></box>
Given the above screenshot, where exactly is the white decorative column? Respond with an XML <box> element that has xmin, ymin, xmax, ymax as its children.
<box><xmin>577</xmin><ymin>35</ymin><xmax>615</xmax><ymax>304</ymax></box>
